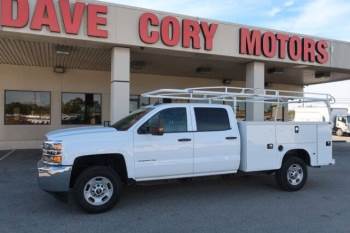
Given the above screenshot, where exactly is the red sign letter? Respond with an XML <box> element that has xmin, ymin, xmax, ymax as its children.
<box><xmin>59</xmin><ymin>0</ymin><xmax>85</xmax><ymax>35</ymax></box>
<box><xmin>239</xmin><ymin>28</ymin><xmax>261</xmax><ymax>56</ymax></box>
<box><xmin>302</xmin><ymin>38</ymin><xmax>316</xmax><ymax>62</ymax></box>
<box><xmin>139</xmin><ymin>13</ymin><xmax>159</xmax><ymax>44</ymax></box>
<box><xmin>262</xmin><ymin>32</ymin><xmax>276</xmax><ymax>58</ymax></box>
<box><xmin>1</xmin><ymin>0</ymin><xmax>29</xmax><ymax>28</ymax></box>
<box><xmin>182</xmin><ymin>19</ymin><xmax>201</xmax><ymax>49</ymax></box>
<box><xmin>316</xmin><ymin>40</ymin><xmax>329</xmax><ymax>64</ymax></box>
<box><xmin>161</xmin><ymin>16</ymin><xmax>180</xmax><ymax>47</ymax></box>
<box><xmin>87</xmin><ymin>4</ymin><xmax>108</xmax><ymax>38</ymax></box>
<box><xmin>30</xmin><ymin>0</ymin><xmax>60</xmax><ymax>32</ymax></box>
<box><xmin>200</xmin><ymin>22</ymin><xmax>218</xmax><ymax>51</ymax></box>
<box><xmin>288</xmin><ymin>36</ymin><xmax>302</xmax><ymax>61</ymax></box>
<box><xmin>276</xmin><ymin>33</ymin><xmax>289</xmax><ymax>59</ymax></box>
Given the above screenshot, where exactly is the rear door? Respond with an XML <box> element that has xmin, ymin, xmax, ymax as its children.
<box><xmin>192</xmin><ymin>107</ymin><xmax>240</xmax><ymax>174</ymax></box>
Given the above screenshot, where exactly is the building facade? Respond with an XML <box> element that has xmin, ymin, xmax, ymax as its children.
<box><xmin>0</xmin><ymin>0</ymin><xmax>350</xmax><ymax>149</ymax></box>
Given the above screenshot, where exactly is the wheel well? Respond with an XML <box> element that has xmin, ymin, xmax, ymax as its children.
<box><xmin>283</xmin><ymin>149</ymin><xmax>311</xmax><ymax>166</ymax></box>
<box><xmin>70</xmin><ymin>154</ymin><xmax>128</xmax><ymax>188</ymax></box>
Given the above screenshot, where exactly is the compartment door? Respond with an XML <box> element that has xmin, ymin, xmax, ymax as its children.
<box><xmin>243</xmin><ymin>124</ymin><xmax>278</xmax><ymax>172</ymax></box>
<box><xmin>317</xmin><ymin>124</ymin><xmax>333</xmax><ymax>165</ymax></box>
<box><xmin>276</xmin><ymin>124</ymin><xmax>317</xmax><ymax>144</ymax></box>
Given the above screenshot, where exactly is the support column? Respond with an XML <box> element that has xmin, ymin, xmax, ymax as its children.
<box><xmin>245</xmin><ymin>62</ymin><xmax>265</xmax><ymax>121</ymax></box>
<box><xmin>111</xmin><ymin>47</ymin><xmax>130</xmax><ymax>124</ymax></box>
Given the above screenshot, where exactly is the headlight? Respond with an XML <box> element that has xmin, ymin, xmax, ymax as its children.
<box><xmin>42</xmin><ymin>141</ymin><xmax>63</xmax><ymax>165</ymax></box>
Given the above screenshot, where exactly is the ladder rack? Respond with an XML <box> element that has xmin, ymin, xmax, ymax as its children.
<box><xmin>142</xmin><ymin>86</ymin><xmax>335</xmax><ymax>106</ymax></box>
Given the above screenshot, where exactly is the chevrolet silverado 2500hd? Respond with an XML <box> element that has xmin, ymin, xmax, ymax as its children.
<box><xmin>38</xmin><ymin>87</ymin><xmax>335</xmax><ymax>213</ymax></box>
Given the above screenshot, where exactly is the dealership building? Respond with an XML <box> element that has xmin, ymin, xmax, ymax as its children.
<box><xmin>1</xmin><ymin>0</ymin><xmax>350</xmax><ymax>149</ymax></box>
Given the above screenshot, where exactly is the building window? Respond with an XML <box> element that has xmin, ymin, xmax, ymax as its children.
<box><xmin>236</xmin><ymin>103</ymin><xmax>246</xmax><ymax>120</ymax></box>
<box><xmin>4</xmin><ymin>90</ymin><xmax>51</xmax><ymax>125</ymax></box>
<box><xmin>130</xmin><ymin>95</ymin><xmax>150</xmax><ymax>112</ymax></box>
<box><xmin>264</xmin><ymin>103</ymin><xmax>286</xmax><ymax>121</ymax></box>
<box><xmin>130</xmin><ymin>96</ymin><xmax>139</xmax><ymax>113</ymax></box>
<box><xmin>264</xmin><ymin>103</ymin><xmax>275</xmax><ymax>121</ymax></box>
<box><xmin>62</xmin><ymin>93</ymin><xmax>102</xmax><ymax>125</ymax></box>
<box><xmin>228</xmin><ymin>101</ymin><xmax>246</xmax><ymax>121</ymax></box>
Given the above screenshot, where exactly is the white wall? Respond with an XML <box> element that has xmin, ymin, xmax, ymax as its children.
<box><xmin>131</xmin><ymin>73</ymin><xmax>244</xmax><ymax>94</ymax></box>
<box><xmin>0</xmin><ymin>64</ymin><xmax>110</xmax><ymax>149</ymax></box>
<box><xmin>0</xmin><ymin>64</ymin><xmax>303</xmax><ymax>149</ymax></box>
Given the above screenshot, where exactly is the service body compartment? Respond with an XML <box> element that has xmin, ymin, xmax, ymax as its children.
<box><xmin>317</xmin><ymin>123</ymin><xmax>333</xmax><ymax>165</ymax></box>
<box><xmin>238</xmin><ymin>122</ymin><xmax>329</xmax><ymax>172</ymax></box>
<box><xmin>238</xmin><ymin>122</ymin><xmax>279</xmax><ymax>172</ymax></box>
<box><xmin>276</xmin><ymin>124</ymin><xmax>317</xmax><ymax>144</ymax></box>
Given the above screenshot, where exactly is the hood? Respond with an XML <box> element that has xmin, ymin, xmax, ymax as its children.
<box><xmin>46</xmin><ymin>126</ymin><xmax>117</xmax><ymax>141</ymax></box>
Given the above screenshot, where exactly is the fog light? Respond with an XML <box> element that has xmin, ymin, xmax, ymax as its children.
<box><xmin>51</xmin><ymin>156</ymin><xmax>63</xmax><ymax>164</ymax></box>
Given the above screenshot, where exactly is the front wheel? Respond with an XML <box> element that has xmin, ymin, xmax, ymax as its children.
<box><xmin>275</xmin><ymin>157</ymin><xmax>308</xmax><ymax>191</ymax></box>
<box><xmin>336</xmin><ymin>129</ymin><xmax>344</xmax><ymax>137</ymax></box>
<box><xmin>74</xmin><ymin>166</ymin><xmax>122</xmax><ymax>213</ymax></box>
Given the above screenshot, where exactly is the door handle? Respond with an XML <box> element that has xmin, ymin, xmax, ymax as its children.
<box><xmin>226</xmin><ymin>137</ymin><xmax>238</xmax><ymax>140</ymax></box>
<box><xmin>178</xmin><ymin>138</ymin><xmax>192</xmax><ymax>142</ymax></box>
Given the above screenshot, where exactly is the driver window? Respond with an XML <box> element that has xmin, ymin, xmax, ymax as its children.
<box><xmin>138</xmin><ymin>108</ymin><xmax>187</xmax><ymax>134</ymax></box>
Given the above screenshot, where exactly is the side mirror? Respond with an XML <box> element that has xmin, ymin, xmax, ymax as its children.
<box><xmin>150</xmin><ymin>127</ymin><xmax>164</xmax><ymax>136</ymax></box>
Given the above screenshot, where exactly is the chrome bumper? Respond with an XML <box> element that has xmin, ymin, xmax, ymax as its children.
<box><xmin>37</xmin><ymin>160</ymin><xmax>72</xmax><ymax>192</ymax></box>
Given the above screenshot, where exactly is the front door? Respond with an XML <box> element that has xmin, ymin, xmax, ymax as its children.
<box><xmin>134</xmin><ymin>107</ymin><xmax>193</xmax><ymax>180</ymax></box>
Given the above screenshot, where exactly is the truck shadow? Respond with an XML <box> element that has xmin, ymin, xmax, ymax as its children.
<box><xmin>115</xmin><ymin>175</ymin><xmax>281</xmax><ymax>209</ymax></box>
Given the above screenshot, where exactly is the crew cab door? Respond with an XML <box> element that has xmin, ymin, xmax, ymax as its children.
<box><xmin>191</xmin><ymin>107</ymin><xmax>240</xmax><ymax>174</ymax></box>
<box><xmin>133</xmin><ymin>107</ymin><xmax>193</xmax><ymax>179</ymax></box>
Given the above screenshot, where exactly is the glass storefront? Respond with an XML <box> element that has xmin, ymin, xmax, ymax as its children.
<box><xmin>129</xmin><ymin>95</ymin><xmax>150</xmax><ymax>112</ymax></box>
<box><xmin>5</xmin><ymin>90</ymin><xmax>51</xmax><ymax>125</ymax></box>
<box><xmin>3</xmin><ymin>91</ymin><xmax>293</xmax><ymax>126</ymax></box>
<box><xmin>61</xmin><ymin>93</ymin><xmax>102</xmax><ymax>125</ymax></box>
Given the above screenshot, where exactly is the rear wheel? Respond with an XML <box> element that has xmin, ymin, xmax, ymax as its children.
<box><xmin>336</xmin><ymin>129</ymin><xmax>344</xmax><ymax>137</ymax></box>
<box><xmin>276</xmin><ymin>157</ymin><xmax>308</xmax><ymax>191</ymax></box>
<box><xmin>74</xmin><ymin>166</ymin><xmax>121</xmax><ymax>213</ymax></box>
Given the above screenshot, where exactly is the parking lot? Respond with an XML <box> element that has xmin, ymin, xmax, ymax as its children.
<box><xmin>333</xmin><ymin>135</ymin><xmax>350</xmax><ymax>143</ymax></box>
<box><xmin>0</xmin><ymin>143</ymin><xmax>349</xmax><ymax>233</ymax></box>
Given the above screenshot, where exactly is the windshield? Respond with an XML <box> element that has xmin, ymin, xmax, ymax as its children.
<box><xmin>112</xmin><ymin>108</ymin><xmax>153</xmax><ymax>131</ymax></box>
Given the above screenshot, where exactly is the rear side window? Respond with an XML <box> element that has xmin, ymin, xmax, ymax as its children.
<box><xmin>195</xmin><ymin>108</ymin><xmax>230</xmax><ymax>132</ymax></box>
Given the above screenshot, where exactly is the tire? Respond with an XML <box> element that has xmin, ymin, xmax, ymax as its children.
<box><xmin>74</xmin><ymin>166</ymin><xmax>122</xmax><ymax>213</ymax></box>
<box><xmin>336</xmin><ymin>129</ymin><xmax>344</xmax><ymax>137</ymax></box>
<box><xmin>275</xmin><ymin>157</ymin><xmax>308</xmax><ymax>192</ymax></box>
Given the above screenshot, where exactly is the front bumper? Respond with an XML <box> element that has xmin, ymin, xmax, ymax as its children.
<box><xmin>331</xmin><ymin>158</ymin><xmax>336</xmax><ymax>165</ymax></box>
<box><xmin>37</xmin><ymin>160</ymin><xmax>72</xmax><ymax>192</ymax></box>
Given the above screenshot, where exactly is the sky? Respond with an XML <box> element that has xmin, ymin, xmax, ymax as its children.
<box><xmin>103</xmin><ymin>0</ymin><xmax>350</xmax><ymax>110</ymax></box>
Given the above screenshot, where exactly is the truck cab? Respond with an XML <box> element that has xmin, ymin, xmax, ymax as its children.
<box><xmin>334</xmin><ymin>115</ymin><xmax>350</xmax><ymax>136</ymax></box>
<box><xmin>129</xmin><ymin>104</ymin><xmax>241</xmax><ymax>179</ymax></box>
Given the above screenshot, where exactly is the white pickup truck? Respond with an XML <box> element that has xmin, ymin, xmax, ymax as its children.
<box><xmin>37</xmin><ymin>87</ymin><xmax>335</xmax><ymax>213</ymax></box>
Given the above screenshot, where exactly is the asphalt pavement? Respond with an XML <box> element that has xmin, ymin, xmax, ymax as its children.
<box><xmin>0</xmin><ymin>143</ymin><xmax>349</xmax><ymax>233</ymax></box>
